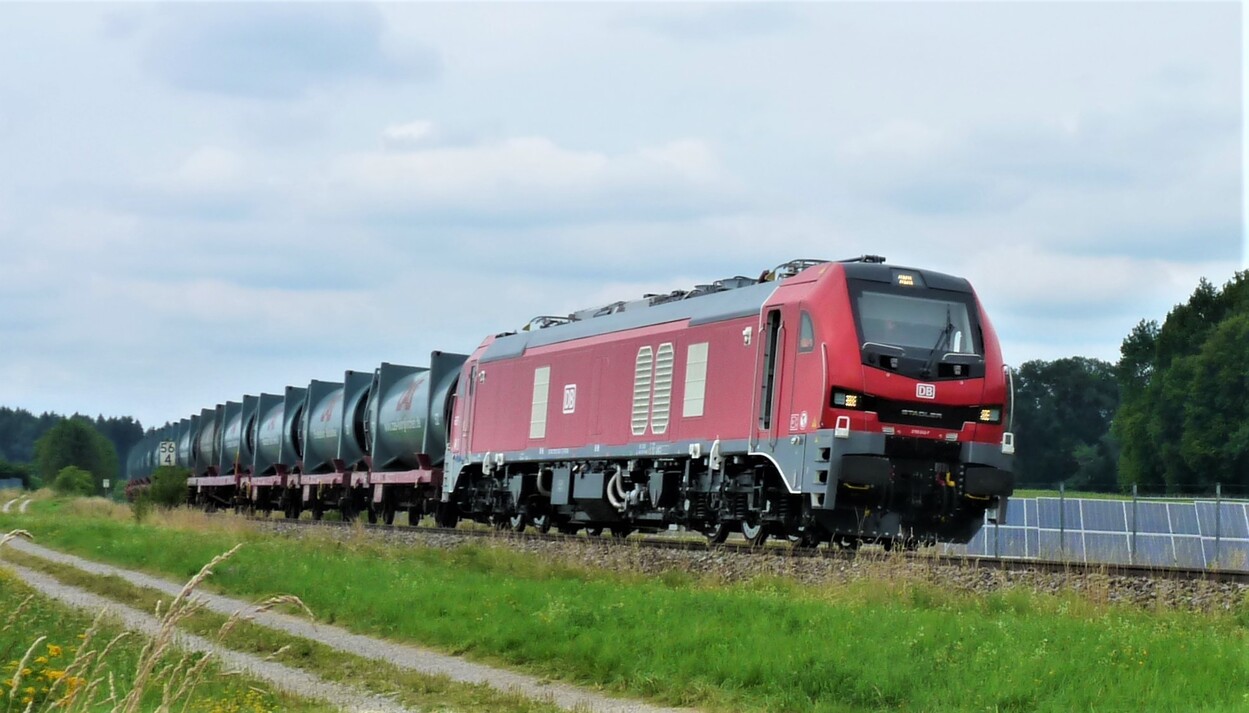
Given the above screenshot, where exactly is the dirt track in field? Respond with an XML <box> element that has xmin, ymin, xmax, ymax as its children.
<box><xmin>2</xmin><ymin>538</ymin><xmax>693</xmax><ymax>713</ymax></box>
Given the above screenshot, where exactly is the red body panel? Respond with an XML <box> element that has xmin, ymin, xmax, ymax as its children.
<box><xmin>463</xmin><ymin>316</ymin><xmax>762</xmax><ymax>453</ymax></box>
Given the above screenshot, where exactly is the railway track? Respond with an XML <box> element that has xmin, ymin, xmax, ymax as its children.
<box><xmin>248</xmin><ymin>514</ymin><xmax>1249</xmax><ymax>586</ymax></box>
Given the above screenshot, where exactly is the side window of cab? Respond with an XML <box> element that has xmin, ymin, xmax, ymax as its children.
<box><xmin>798</xmin><ymin>311</ymin><xmax>815</xmax><ymax>353</ymax></box>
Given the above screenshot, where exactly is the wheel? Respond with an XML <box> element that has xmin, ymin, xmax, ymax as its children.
<box><xmin>381</xmin><ymin>500</ymin><xmax>396</xmax><ymax>526</ymax></box>
<box><xmin>509</xmin><ymin>510</ymin><xmax>527</xmax><ymax>533</ymax></box>
<box><xmin>532</xmin><ymin>513</ymin><xmax>552</xmax><ymax>534</ymax></box>
<box><xmin>366</xmin><ymin>507</ymin><xmax>378</xmax><ymax>525</ymax></box>
<box><xmin>556</xmin><ymin>524</ymin><xmax>579</xmax><ymax>536</ymax></box>
<box><xmin>408</xmin><ymin>507</ymin><xmax>423</xmax><ymax>527</ymax></box>
<box><xmin>833</xmin><ymin>535</ymin><xmax>860</xmax><ymax>551</ymax></box>
<box><xmin>705</xmin><ymin>521</ymin><xmax>733</xmax><ymax>544</ymax></box>
<box><xmin>610</xmin><ymin>526</ymin><xmax>634</xmax><ymax>540</ymax></box>
<box><xmin>434</xmin><ymin>502</ymin><xmax>459</xmax><ymax>529</ymax></box>
<box><xmin>741</xmin><ymin>520</ymin><xmax>769</xmax><ymax>547</ymax></box>
<box><xmin>310</xmin><ymin>501</ymin><xmax>323</xmax><ymax>521</ymax></box>
<box><xmin>796</xmin><ymin>527</ymin><xmax>824</xmax><ymax>549</ymax></box>
<box><xmin>585</xmin><ymin>527</ymin><xmax>603</xmax><ymax>537</ymax></box>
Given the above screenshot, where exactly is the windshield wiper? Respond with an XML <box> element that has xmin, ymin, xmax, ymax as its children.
<box><xmin>922</xmin><ymin>307</ymin><xmax>954</xmax><ymax>378</ymax></box>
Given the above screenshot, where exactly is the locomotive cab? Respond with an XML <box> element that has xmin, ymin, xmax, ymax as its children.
<box><xmin>783</xmin><ymin>260</ymin><xmax>1015</xmax><ymax>544</ymax></box>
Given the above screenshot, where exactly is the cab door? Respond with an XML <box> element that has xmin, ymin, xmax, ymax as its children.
<box><xmin>753</xmin><ymin>308</ymin><xmax>787</xmax><ymax>449</ymax></box>
<box><xmin>786</xmin><ymin>308</ymin><xmax>823</xmax><ymax>433</ymax></box>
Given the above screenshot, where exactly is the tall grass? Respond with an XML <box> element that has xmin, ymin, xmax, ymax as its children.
<box><xmin>0</xmin><ymin>530</ymin><xmax>317</xmax><ymax>713</ymax></box>
<box><xmin>4</xmin><ymin>510</ymin><xmax>1249</xmax><ymax>712</ymax></box>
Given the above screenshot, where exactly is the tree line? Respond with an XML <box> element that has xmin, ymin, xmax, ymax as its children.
<box><xmin>0</xmin><ymin>408</ymin><xmax>144</xmax><ymax>492</ymax></box>
<box><xmin>1012</xmin><ymin>271</ymin><xmax>1248</xmax><ymax>495</ymax></box>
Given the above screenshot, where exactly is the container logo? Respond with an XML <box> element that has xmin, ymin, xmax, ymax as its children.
<box><xmin>916</xmin><ymin>383</ymin><xmax>936</xmax><ymax>400</ymax></box>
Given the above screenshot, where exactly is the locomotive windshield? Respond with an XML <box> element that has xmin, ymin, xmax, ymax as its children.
<box><xmin>856</xmin><ymin>290</ymin><xmax>979</xmax><ymax>356</ymax></box>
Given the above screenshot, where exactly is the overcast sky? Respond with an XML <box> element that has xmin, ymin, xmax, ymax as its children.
<box><xmin>0</xmin><ymin>2</ymin><xmax>1243</xmax><ymax>429</ymax></box>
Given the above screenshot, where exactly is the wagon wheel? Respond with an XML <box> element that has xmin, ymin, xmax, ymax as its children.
<box><xmin>610</xmin><ymin>526</ymin><xmax>634</xmax><ymax>540</ymax></box>
<box><xmin>741</xmin><ymin>519</ymin><xmax>769</xmax><ymax>547</ymax></box>
<box><xmin>381</xmin><ymin>497</ymin><xmax>397</xmax><ymax>526</ymax></box>
<box><xmin>366</xmin><ymin>506</ymin><xmax>378</xmax><ymax>525</ymax></box>
<box><xmin>310</xmin><ymin>500</ymin><xmax>324</xmax><ymax>521</ymax></box>
<box><xmin>704</xmin><ymin>521</ymin><xmax>733</xmax><ymax>544</ymax></box>
<box><xmin>532</xmin><ymin>512</ymin><xmax>552</xmax><ymax>534</ymax></box>
<box><xmin>585</xmin><ymin>527</ymin><xmax>604</xmax><ymax>537</ymax></box>
<box><xmin>338</xmin><ymin>496</ymin><xmax>356</xmax><ymax>523</ymax></box>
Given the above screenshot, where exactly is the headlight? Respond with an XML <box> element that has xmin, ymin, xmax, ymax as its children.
<box><xmin>979</xmin><ymin>408</ymin><xmax>1002</xmax><ymax>423</ymax></box>
<box><xmin>832</xmin><ymin>391</ymin><xmax>861</xmax><ymax>409</ymax></box>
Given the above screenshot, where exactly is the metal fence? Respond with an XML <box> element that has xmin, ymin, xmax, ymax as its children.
<box><xmin>943</xmin><ymin>488</ymin><xmax>1249</xmax><ymax>571</ymax></box>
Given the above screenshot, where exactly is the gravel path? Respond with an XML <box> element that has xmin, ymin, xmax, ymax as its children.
<box><xmin>4</xmin><ymin>539</ymin><xmax>692</xmax><ymax>713</ymax></box>
<box><xmin>18</xmin><ymin>498</ymin><xmax>31</xmax><ymax>514</ymax></box>
<box><xmin>1</xmin><ymin>559</ymin><xmax>413</xmax><ymax>713</ymax></box>
<box><xmin>1</xmin><ymin>498</ymin><xmax>19</xmax><ymax>514</ymax></box>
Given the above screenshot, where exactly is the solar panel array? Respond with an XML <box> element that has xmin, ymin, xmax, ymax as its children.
<box><xmin>943</xmin><ymin>497</ymin><xmax>1249</xmax><ymax>571</ymax></box>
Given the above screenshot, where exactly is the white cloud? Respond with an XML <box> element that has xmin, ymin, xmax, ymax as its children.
<box><xmin>381</xmin><ymin>120</ymin><xmax>437</xmax><ymax>149</ymax></box>
<box><xmin>316</xmin><ymin>131</ymin><xmax>736</xmax><ymax>223</ymax></box>
<box><xmin>174</xmin><ymin>147</ymin><xmax>245</xmax><ymax>189</ymax></box>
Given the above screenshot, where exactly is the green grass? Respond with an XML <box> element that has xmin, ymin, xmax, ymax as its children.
<box><xmin>0</xmin><ymin>561</ymin><xmax>325</xmax><ymax>713</ymax></box>
<box><xmin>4</xmin><ymin>499</ymin><xmax>1249</xmax><ymax>712</ymax></box>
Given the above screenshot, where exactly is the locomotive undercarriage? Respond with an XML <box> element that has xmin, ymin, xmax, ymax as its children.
<box><xmin>446</xmin><ymin>440</ymin><xmax>1005</xmax><ymax>547</ymax></box>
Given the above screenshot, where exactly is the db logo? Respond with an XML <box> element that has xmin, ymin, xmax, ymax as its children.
<box><xmin>916</xmin><ymin>384</ymin><xmax>936</xmax><ymax>400</ymax></box>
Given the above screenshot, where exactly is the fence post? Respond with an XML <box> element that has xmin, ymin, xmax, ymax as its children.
<box><xmin>1059</xmin><ymin>482</ymin><xmax>1066</xmax><ymax>561</ymax></box>
<box><xmin>1130</xmin><ymin>483</ymin><xmax>1138</xmax><ymax>565</ymax></box>
<box><xmin>1213</xmin><ymin>483</ymin><xmax>1222</xmax><ymax>568</ymax></box>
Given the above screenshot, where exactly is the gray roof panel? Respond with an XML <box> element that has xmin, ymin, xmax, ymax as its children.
<box><xmin>481</xmin><ymin>280</ymin><xmax>779</xmax><ymax>363</ymax></box>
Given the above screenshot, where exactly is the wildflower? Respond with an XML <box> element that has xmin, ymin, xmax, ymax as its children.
<box><xmin>34</xmin><ymin>656</ymin><xmax>47</xmax><ymax>665</ymax></box>
<box><xmin>46</xmin><ymin>644</ymin><xmax>62</xmax><ymax>658</ymax></box>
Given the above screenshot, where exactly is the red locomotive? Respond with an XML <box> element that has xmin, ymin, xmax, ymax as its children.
<box><xmin>440</xmin><ymin>256</ymin><xmax>1014</xmax><ymax>546</ymax></box>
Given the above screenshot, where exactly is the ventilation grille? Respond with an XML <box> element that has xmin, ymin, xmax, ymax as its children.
<box><xmin>631</xmin><ymin>347</ymin><xmax>654</xmax><ymax>436</ymax></box>
<box><xmin>651</xmin><ymin>343</ymin><xmax>674</xmax><ymax>434</ymax></box>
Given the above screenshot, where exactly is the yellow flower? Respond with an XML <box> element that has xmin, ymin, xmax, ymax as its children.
<box><xmin>34</xmin><ymin>656</ymin><xmax>47</xmax><ymax>665</ymax></box>
<box><xmin>46</xmin><ymin>644</ymin><xmax>62</xmax><ymax>658</ymax></box>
